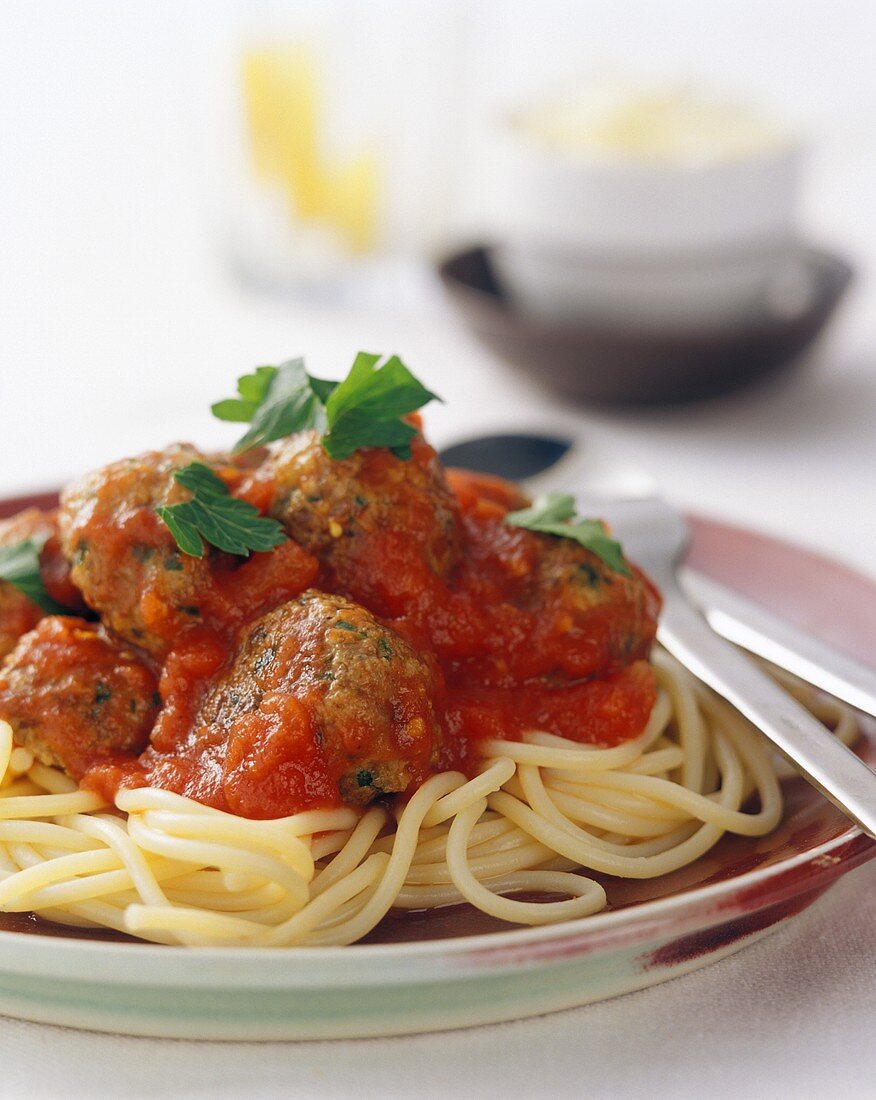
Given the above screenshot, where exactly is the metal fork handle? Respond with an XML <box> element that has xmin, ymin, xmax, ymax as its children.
<box><xmin>681</xmin><ymin>568</ymin><xmax>876</xmax><ymax>722</ymax></box>
<box><xmin>657</xmin><ymin>578</ymin><xmax>876</xmax><ymax>840</ymax></box>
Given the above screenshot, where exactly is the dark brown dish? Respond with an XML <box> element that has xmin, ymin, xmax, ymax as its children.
<box><xmin>438</xmin><ymin>245</ymin><xmax>853</xmax><ymax>404</ymax></box>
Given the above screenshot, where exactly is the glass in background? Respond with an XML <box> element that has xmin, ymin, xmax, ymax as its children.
<box><xmin>224</xmin><ymin>0</ymin><xmax>468</xmax><ymax>308</ymax></box>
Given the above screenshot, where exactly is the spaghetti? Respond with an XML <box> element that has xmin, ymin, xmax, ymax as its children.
<box><xmin>0</xmin><ymin>652</ymin><xmax>857</xmax><ymax>947</ymax></box>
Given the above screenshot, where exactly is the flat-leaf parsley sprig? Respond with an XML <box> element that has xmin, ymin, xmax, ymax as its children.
<box><xmin>211</xmin><ymin>359</ymin><xmax>335</xmax><ymax>456</ymax></box>
<box><xmin>212</xmin><ymin>352</ymin><xmax>440</xmax><ymax>460</ymax></box>
<box><xmin>506</xmin><ymin>493</ymin><xmax>631</xmax><ymax>575</ymax></box>
<box><xmin>156</xmin><ymin>463</ymin><xmax>286</xmax><ymax>558</ymax></box>
<box><xmin>0</xmin><ymin>535</ymin><xmax>72</xmax><ymax>613</ymax></box>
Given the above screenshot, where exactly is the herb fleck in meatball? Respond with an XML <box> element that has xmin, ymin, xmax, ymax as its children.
<box><xmin>262</xmin><ymin>431</ymin><xmax>459</xmax><ymax>615</ymax></box>
<box><xmin>193</xmin><ymin>590</ymin><xmax>442</xmax><ymax>812</ymax></box>
<box><xmin>0</xmin><ymin>617</ymin><xmax>158</xmax><ymax>779</ymax></box>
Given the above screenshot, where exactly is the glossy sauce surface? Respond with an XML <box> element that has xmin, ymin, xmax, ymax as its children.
<box><xmin>81</xmin><ymin>464</ymin><xmax>658</xmax><ymax>816</ymax></box>
<box><xmin>1</xmin><ymin>497</ymin><xmax>872</xmax><ymax>946</ymax></box>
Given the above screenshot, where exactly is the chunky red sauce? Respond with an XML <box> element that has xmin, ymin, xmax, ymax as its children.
<box><xmin>7</xmin><ymin>457</ymin><xmax>659</xmax><ymax>819</ymax></box>
<box><xmin>87</xmin><ymin>465</ymin><xmax>656</xmax><ymax>816</ymax></box>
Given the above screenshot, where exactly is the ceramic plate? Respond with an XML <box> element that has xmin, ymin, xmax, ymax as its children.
<box><xmin>0</xmin><ymin>491</ymin><xmax>874</xmax><ymax>1040</ymax></box>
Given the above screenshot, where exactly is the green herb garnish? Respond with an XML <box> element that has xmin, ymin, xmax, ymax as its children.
<box><xmin>0</xmin><ymin>535</ymin><xmax>71</xmax><ymax>613</ymax></box>
<box><xmin>212</xmin><ymin>352</ymin><xmax>439</xmax><ymax>461</ymax></box>
<box><xmin>156</xmin><ymin>462</ymin><xmax>287</xmax><ymax>558</ymax></box>
<box><xmin>506</xmin><ymin>493</ymin><xmax>630</xmax><ymax>576</ymax></box>
<box><xmin>211</xmin><ymin>359</ymin><xmax>334</xmax><ymax>456</ymax></box>
<box><xmin>321</xmin><ymin>352</ymin><xmax>439</xmax><ymax>460</ymax></box>
<box><xmin>94</xmin><ymin>683</ymin><xmax>112</xmax><ymax>705</ymax></box>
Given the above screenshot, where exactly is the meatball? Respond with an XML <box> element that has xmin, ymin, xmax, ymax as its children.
<box><xmin>522</xmin><ymin>536</ymin><xmax>661</xmax><ymax>679</ymax></box>
<box><xmin>59</xmin><ymin>445</ymin><xmax>224</xmax><ymax>654</ymax></box>
<box><xmin>261</xmin><ymin>431</ymin><xmax>459</xmax><ymax>615</ymax></box>
<box><xmin>433</xmin><ymin>470</ymin><xmax>661</xmax><ymax>685</ymax></box>
<box><xmin>0</xmin><ymin>617</ymin><xmax>158</xmax><ymax>779</ymax></box>
<box><xmin>194</xmin><ymin>590</ymin><xmax>442</xmax><ymax>811</ymax></box>
<box><xmin>0</xmin><ymin>509</ymin><xmax>83</xmax><ymax>659</ymax></box>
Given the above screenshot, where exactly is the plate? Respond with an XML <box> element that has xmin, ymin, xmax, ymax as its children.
<box><xmin>0</xmin><ymin>490</ymin><xmax>874</xmax><ymax>1040</ymax></box>
<box><xmin>437</xmin><ymin>244</ymin><xmax>853</xmax><ymax>404</ymax></box>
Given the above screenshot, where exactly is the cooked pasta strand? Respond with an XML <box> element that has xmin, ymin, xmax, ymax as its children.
<box><xmin>0</xmin><ymin>654</ymin><xmax>857</xmax><ymax>946</ymax></box>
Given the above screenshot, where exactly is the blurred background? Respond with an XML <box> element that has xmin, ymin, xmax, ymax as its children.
<box><xmin>1</xmin><ymin>0</ymin><xmax>874</xmax><ymax>573</ymax></box>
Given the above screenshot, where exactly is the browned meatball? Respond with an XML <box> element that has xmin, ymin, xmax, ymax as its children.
<box><xmin>261</xmin><ymin>430</ymin><xmax>459</xmax><ymax>616</ymax></box>
<box><xmin>434</xmin><ymin>469</ymin><xmax>661</xmax><ymax>685</ymax></box>
<box><xmin>58</xmin><ymin>445</ymin><xmax>220</xmax><ymax>654</ymax></box>
<box><xmin>523</xmin><ymin>536</ymin><xmax>661</xmax><ymax>678</ymax></box>
<box><xmin>195</xmin><ymin>590</ymin><xmax>442</xmax><ymax>809</ymax></box>
<box><xmin>0</xmin><ymin>617</ymin><xmax>158</xmax><ymax>779</ymax></box>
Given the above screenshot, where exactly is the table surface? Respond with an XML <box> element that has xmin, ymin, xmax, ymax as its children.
<box><xmin>1</xmin><ymin>5</ymin><xmax>876</xmax><ymax>1096</ymax></box>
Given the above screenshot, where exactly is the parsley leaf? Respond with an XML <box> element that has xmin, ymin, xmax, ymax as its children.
<box><xmin>321</xmin><ymin>352</ymin><xmax>440</xmax><ymax>460</ymax></box>
<box><xmin>211</xmin><ymin>359</ymin><xmax>335</xmax><ymax>455</ymax></box>
<box><xmin>156</xmin><ymin>463</ymin><xmax>287</xmax><ymax>558</ymax></box>
<box><xmin>210</xmin><ymin>365</ymin><xmax>277</xmax><ymax>423</ymax></box>
<box><xmin>506</xmin><ymin>493</ymin><xmax>631</xmax><ymax>575</ymax></box>
<box><xmin>0</xmin><ymin>535</ymin><xmax>71</xmax><ymax>613</ymax></box>
<box><xmin>211</xmin><ymin>352</ymin><xmax>438</xmax><ymax>461</ymax></box>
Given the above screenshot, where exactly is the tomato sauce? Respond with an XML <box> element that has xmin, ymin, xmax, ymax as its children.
<box><xmin>72</xmin><ymin>464</ymin><xmax>660</xmax><ymax>817</ymax></box>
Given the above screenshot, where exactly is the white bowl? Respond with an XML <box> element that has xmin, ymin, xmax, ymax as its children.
<box><xmin>492</xmin><ymin>239</ymin><xmax>812</xmax><ymax>329</ymax></box>
<box><xmin>495</xmin><ymin>137</ymin><xmax>802</xmax><ymax>255</ymax></box>
<box><xmin>483</xmin><ymin>88</ymin><xmax>804</xmax><ymax>327</ymax></box>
